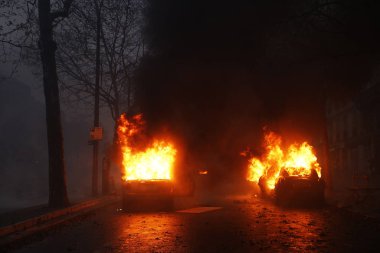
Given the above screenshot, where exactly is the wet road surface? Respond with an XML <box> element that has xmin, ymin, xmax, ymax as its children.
<box><xmin>7</xmin><ymin>196</ymin><xmax>380</xmax><ymax>253</ymax></box>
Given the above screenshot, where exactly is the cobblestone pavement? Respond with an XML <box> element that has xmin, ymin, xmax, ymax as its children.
<box><xmin>7</xmin><ymin>195</ymin><xmax>380</xmax><ymax>253</ymax></box>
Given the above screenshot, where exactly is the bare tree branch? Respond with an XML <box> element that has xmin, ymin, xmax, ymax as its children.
<box><xmin>0</xmin><ymin>39</ymin><xmax>36</xmax><ymax>49</ymax></box>
<box><xmin>50</xmin><ymin>0</ymin><xmax>75</xmax><ymax>20</ymax></box>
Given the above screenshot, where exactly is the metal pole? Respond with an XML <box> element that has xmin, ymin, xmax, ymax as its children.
<box><xmin>92</xmin><ymin>0</ymin><xmax>101</xmax><ymax>196</ymax></box>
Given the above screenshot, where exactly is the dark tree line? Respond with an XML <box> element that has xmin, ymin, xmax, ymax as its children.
<box><xmin>55</xmin><ymin>0</ymin><xmax>144</xmax><ymax>122</ymax></box>
<box><xmin>0</xmin><ymin>0</ymin><xmax>74</xmax><ymax>207</ymax></box>
<box><xmin>0</xmin><ymin>0</ymin><xmax>144</xmax><ymax>207</ymax></box>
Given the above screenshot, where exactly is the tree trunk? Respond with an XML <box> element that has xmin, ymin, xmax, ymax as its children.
<box><xmin>38</xmin><ymin>0</ymin><xmax>69</xmax><ymax>208</ymax></box>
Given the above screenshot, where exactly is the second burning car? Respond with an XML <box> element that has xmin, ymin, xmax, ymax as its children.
<box><xmin>247</xmin><ymin>131</ymin><xmax>325</xmax><ymax>206</ymax></box>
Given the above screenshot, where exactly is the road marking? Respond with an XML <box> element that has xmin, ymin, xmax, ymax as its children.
<box><xmin>177</xmin><ymin>206</ymin><xmax>222</xmax><ymax>213</ymax></box>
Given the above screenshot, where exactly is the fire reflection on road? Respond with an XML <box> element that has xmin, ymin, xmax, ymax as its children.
<box><xmin>269</xmin><ymin>212</ymin><xmax>328</xmax><ymax>251</ymax></box>
<box><xmin>116</xmin><ymin>213</ymin><xmax>188</xmax><ymax>252</ymax></box>
<box><xmin>246</xmin><ymin>200</ymin><xmax>331</xmax><ymax>252</ymax></box>
<box><xmin>102</xmin><ymin>196</ymin><xmax>380</xmax><ymax>253</ymax></box>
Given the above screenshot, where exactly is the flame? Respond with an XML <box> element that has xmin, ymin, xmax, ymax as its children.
<box><xmin>246</xmin><ymin>131</ymin><xmax>321</xmax><ymax>190</ymax></box>
<box><xmin>117</xmin><ymin>113</ymin><xmax>177</xmax><ymax>181</ymax></box>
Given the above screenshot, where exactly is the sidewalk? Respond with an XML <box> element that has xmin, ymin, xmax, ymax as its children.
<box><xmin>0</xmin><ymin>195</ymin><xmax>119</xmax><ymax>249</ymax></box>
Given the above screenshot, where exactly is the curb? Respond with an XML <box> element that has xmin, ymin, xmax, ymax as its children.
<box><xmin>0</xmin><ymin>196</ymin><xmax>119</xmax><ymax>248</ymax></box>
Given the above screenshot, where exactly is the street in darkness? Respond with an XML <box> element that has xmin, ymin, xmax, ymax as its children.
<box><xmin>8</xmin><ymin>196</ymin><xmax>380</xmax><ymax>253</ymax></box>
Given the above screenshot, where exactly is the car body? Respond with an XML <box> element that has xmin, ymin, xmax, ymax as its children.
<box><xmin>274</xmin><ymin>170</ymin><xmax>325</xmax><ymax>206</ymax></box>
<box><xmin>122</xmin><ymin>179</ymin><xmax>174</xmax><ymax>211</ymax></box>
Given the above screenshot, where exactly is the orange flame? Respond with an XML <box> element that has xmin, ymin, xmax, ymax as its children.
<box><xmin>117</xmin><ymin>114</ymin><xmax>177</xmax><ymax>181</ymax></box>
<box><xmin>246</xmin><ymin>131</ymin><xmax>321</xmax><ymax>189</ymax></box>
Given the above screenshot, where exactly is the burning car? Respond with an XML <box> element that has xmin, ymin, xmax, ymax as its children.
<box><xmin>274</xmin><ymin>168</ymin><xmax>325</xmax><ymax>206</ymax></box>
<box><xmin>246</xmin><ymin>131</ymin><xmax>325</xmax><ymax>206</ymax></box>
<box><xmin>117</xmin><ymin>114</ymin><xmax>177</xmax><ymax>211</ymax></box>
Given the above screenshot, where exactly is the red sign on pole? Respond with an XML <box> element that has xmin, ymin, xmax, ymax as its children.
<box><xmin>90</xmin><ymin>127</ymin><xmax>103</xmax><ymax>141</ymax></box>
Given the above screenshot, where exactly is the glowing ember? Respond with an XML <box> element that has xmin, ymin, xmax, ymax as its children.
<box><xmin>198</xmin><ymin>170</ymin><xmax>208</xmax><ymax>175</ymax></box>
<box><xmin>117</xmin><ymin>113</ymin><xmax>177</xmax><ymax>181</ymax></box>
<box><xmin>246</xmin><ymin>131</ymin><xmax>321</xmax><ymax>190</ymax></box>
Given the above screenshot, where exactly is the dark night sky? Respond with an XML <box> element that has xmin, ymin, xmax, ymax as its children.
<box><xmin>136</xmin><ymin>0</ymin><xmax>380</xmax><ymax>183</ymax></box>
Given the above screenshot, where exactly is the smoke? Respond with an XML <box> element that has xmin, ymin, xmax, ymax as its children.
<box><xmin>136</xmin><ymin>0</ymin><xmax>378</xmax><ymax>191</ymax></box>
<box><xmin>0</xmin><ymin>77</ymin><xmax>96</xmax><ymax>211</ymax></box>
<box><xmin>0</xmin><ymin>78</ymin><xmax>48</xmax><ymax>208</ymax></box>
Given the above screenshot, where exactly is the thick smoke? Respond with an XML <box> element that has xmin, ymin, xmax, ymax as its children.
<box><xmin>136</xmin><ymin>0</ymin><xmax>379</xmax><ymax>188</ymax></box>
<box><xmin>0</xmin><ymin>77</ymin><xmax>95</xmax><ymax>211</ymax></box>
